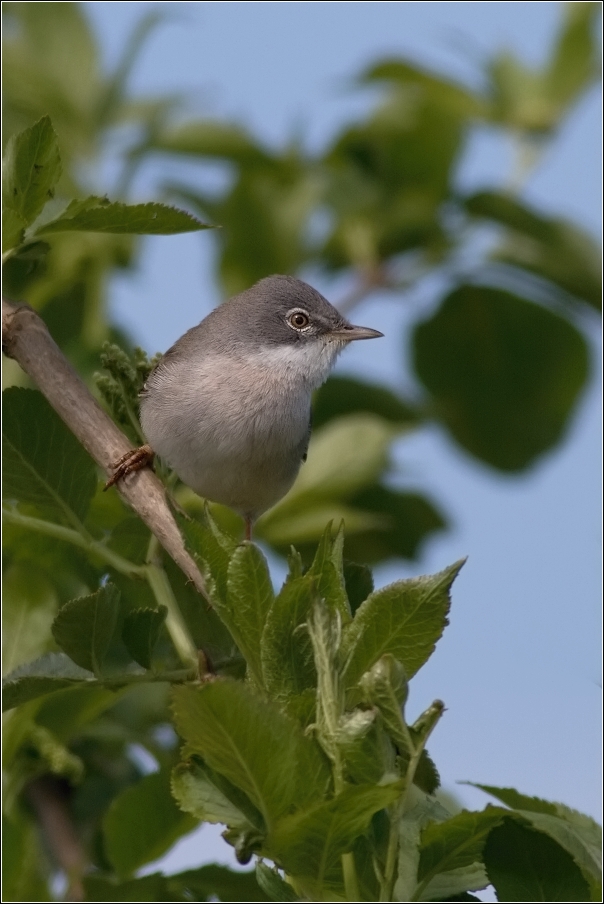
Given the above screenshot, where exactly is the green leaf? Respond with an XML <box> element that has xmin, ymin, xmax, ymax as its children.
<box><xmin>307</xmin><ymin>522</ymin><xmax>350</xmax><ymax>620</ymax></box>
<box><xmin>270</xmin><ymin>781</ymin><xmax>402</xmax><ymax>881</ymax></box>
<box><xmin>341</xmin><ymin>560</ymin><xmax>464</xmax><ymax>687</ymax></box>
<box><xmin>545</xmin><ymin>2</ymin><xmax>600</xmax><ymax>110</ymax></box>
<box><xmin>2</xmin><ymin>652</ymin><xmax>94</xmax><ymax>711</ymax></box>
<box><xmin>417</xmin><ymin>806</ymin><xmax>509</xmax><ymax>896</ymax></box>
<box><xmin>2</xmin><ymin>116</ymin><xmax>62</xmax><ymax>251</ymax></box>
<box><xmin>152</xmin><ymin>120</ymin><xmax>270</xmax><ymax>165</ymax></box>
<box><xmin>2</xmin><ymin>387</ymin><xmax>97</xmax><ymax>527</ymax></box>
<box><xmin>260</xmin><ymin>573</ymin><xmax>317</xmax><ymax>698</ymax></box>
<box><xmin>166</xmin><ymin>864</ymin><xmax>271</xmax><ymax>902</ymax></box>
<box><xmin>463</xmin><ymin>191</ymin><xmax>601</xmax><ymax>310</ymax></box>
<box><xmin>35</xmin><ymin>196</ymin><xmax>212</xmax><ymax>236</ymax></box>
<box><xmin>103</xmin><ymin>768</ymin><xmax>196</xmax><ymax>878</ymax></box>
<box><xmin>224</xmin><ymin>543</ymin><xmax>275</xmax><ymax>685</ymax></box>
<box><xmin>483</xmin><ymin>818</ymin><xmax>591</xmax><ymax>902</ymax></box>
<box><xmin>163</xmin><ymin>557</ymin><xmax>241</xmax><ymax>676</ymax></box>
<box><xmin>83</xmin><ymin>874</ymin><xmax>170</xmax><ymax>903</ymax></box>
<box><xmin>121</xmin><ymin>607</ymin><xmax>167</xmax><ymax>670</ymax></box>
<box><xmin>360</xmin><ymin>59</ymin><xmax>485</xmax><ymax>118</ymax></box>
<box><xmin>179</xmin><ymin>512</ymin><xmax>237</xmax><ymax>607</ymax></box>
<box><xmin>279</xmin><ymin>414</ymin><xmax>398</xmax><ymax>505</ymax></box>
<box><xmin>394</xmin><ymin>791</ymin><xmax>454</xmax><ymax>902</ymax></box>
<box><xmin>255</xmin><ymin>862</ymin><xmax>301</xmax><ymax>901</ymax></box>
<box><xmin>171</xmin><ymin>681</ymin><xmax>330</xmax><ymax>828</ymax></box>
<box><xmin>2</xmin><ymin>564</ymin><xmax>57</xmax><ymax>674</ymax></box>
<box><xmin>2</xmin><ymin>812</ymin><xmax>50</xmax><ymax>902</ymax></box>
<box><xmin>467</xmin><ymin>784</ymin><xmax>602</xmax><ymax>897</ymax></box>
<box><xmin>359</xmin><ymin>654</ymin><xmax>410</xmax><ymax>754</ymax></box>
<box><xmin>413</xmin><ymin>285</ymin><xmax>589</xmax><ymax>470</ymax></box>
<box><xmin>313</xmin><ymin>376</ymin><xmax>419</xmax><ymax>429</ymax></box>
<box><xmin>51</xmin><ymin>584</ymin><xmax>120</xmax><ymax>675</ymax></box>
<box><xmin>171</xmin><ymin>758</ymin><xmax>264</xmax><ymax>831</ymax></box>
<box><xmin>343</xmin><ymin>560</ymin><xmax>374</xmax><ymax>614</ymax></box>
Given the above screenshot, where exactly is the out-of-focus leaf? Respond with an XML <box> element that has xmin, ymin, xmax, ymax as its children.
<box><xmin>167</xmin><ymin>864</ymin><xmax>271</xmax><ymax>902</ymax></box>
<box><xmin>361</xmin><ymin>59</ymin><xmax>485</xmax><ymax>118</ymax></box>
<box><xmin>83</xmin><ymin>874</ymin><xmax>170</xmax><ymax>903</ymax></box>
<box><xmin>2</xmin><ymin>812</ymin><xmax>50</xmax><ymax>902</ymax></box>
<box><xmin>341</xmin><ymin>560</ymin><xmax>464</xmax><ymax>687</ymax></box>
<box><xmin>277</xmin><ymin>414</ymin><xmax>398</xmax><ymax>506</ymax></box>
<box><xmin>172</xmin><ymin>758</ymin><xmax>264</xmax><ymax>831</ymax></box>
<box><xmin>51</xmin><ymin>584</ymin><xmax>120</xmax><ymax>675</ymax></box>
<box><xmin>152</xmin><ymin>120</ymin><xmax>270</xmax><ymax>165</ymax></box>
<box><xmin>2</xmin><ymin>116</ymin><xmax>62</xmax><ymax>251</ymax></box>
<box><xmin>483</xmin><ymin>818</ymin><xmax>591</xmax><ymax>902</ymax></box>
<box><xmin>171</xmin><ymin>681</ymin><xmax>330</xmax><ymax>827</ymax></box>
<box><xmin>2</xmin><ymin>653</ymin><xmax>94</xmax><ymax>711</ymax></box>
<box><xmin>121</xmin><ymin>607</ymin><xmax>167</xmax><ymax>670</ymax></box>
<box><xmin>413</xmin><ymin>285</ymin><xmax>589</xmax><ymax>470</ymax></box>
<box><xmin>2</xmin><ymin>387</ymin><xmax>97</xmax><ymax>526</ymax></box>
<box><xmin>2</xmin><ymin>565</ymin><xmax>57</xmax><ymax>674</ymax></box>
<box><xmin>270</xmin><ymin>781</ymin><xmax>402</xmax><ymax>881</ymax></box>
<box><xmin>258</xmin><ymin>503</ymin><xmax>385</xmax><ymax>548</ymax></box>
<box><xmin>35</xmin><ymin>196</ymin><xmax>212</xmax><ymax>236</ymax></box>
<box><xmin>464</xmin><ymin>190</ymin><xmax>601</xmax><ymax>310</ymax></box>
<box><xmin>35</xmin><ymin>684</ymin><xmax>117</xmax><ymax>742</ymax></box>
<box><xmin>103</xmin><ymin>768</ymin><xmax>197</xmax><ymax>877</ymax></box>
<box><xmin>345</xmin><ymin>487</ymin><xmax>447</xmax><ymax>564</ymax></box>
<box><xmin>545</xmin><ymin>2</ymin><xmax>600</xmax><ymax>110</ymax></box>
<box><xmin>487</xmin><ymin>4</ymin><xmax>599</xmax><ymax>134</ymax></box>
<box><xmin>214</xmin><ymin>162</ymin><xmax>319</xmax><ymax>296</ymax></box>
<box><xmin>312</xmin><ymin>376</ymin><xmax>420</xmax><ymax>428</ymax></box>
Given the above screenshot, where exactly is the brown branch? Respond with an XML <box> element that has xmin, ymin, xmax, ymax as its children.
<box><xmin>25</xmin><ymin>777</ymin><xmax>86</xmax><ymax>901</ymax></box>
<box><xmin>2</xmin><ymin>298</ymin><xmax>208</xmax><ymax>600</ymax></box>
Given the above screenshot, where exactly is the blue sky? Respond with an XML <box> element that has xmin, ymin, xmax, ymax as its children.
<box><xmin>84</xmin><ymin>0</ymin><xmax>602</xmax><ymax>872</ymax></box>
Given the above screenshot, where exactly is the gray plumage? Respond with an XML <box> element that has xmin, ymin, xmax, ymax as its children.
<box><xmin>140</xmin><ymin>275</ymin><xmax>382</xmax><ymax>526</ymax></box>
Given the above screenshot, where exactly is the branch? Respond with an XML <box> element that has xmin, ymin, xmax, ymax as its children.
<box><xmin>25</xmin><ymin>776</ymin><xmax>86</xmax><ymax>901</ymax></box>
<box><xmin>2</xmin><ymin>298</ymin><xmax>208</xmax><ymax>601</ymax></box>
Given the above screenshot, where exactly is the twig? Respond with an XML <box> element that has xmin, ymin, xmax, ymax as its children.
<box><xmin>25</xmin><ymin>776</ymin><xmax>86</xmax><ymax>901</ymax></box>
<box><xmin>2</xmin><ymin>298</ymin><xmax>208</xmax><ymax>602</ymax></box>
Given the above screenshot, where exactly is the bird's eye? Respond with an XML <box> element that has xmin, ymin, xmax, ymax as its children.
<box><xmin>287</xmin><ymin>309</ymin><xmax>311</xmax><ymax>331</ymax></box>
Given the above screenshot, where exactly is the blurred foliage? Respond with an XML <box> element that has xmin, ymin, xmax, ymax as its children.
<box><xmin>2</xmin><ymin>2</ymin><xmax>601</xmax><ymax>900</ymax></box>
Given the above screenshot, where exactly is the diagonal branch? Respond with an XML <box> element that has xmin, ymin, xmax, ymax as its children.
<box><xmin>2</xmin><ymin>297</ymin><xmax>208</xmax><ymax>601</ymax></box>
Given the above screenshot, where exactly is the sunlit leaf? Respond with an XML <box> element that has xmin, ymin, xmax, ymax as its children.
<box><xmin>2</xmin><ymin>116</ymin><xmax>62</xmax><ymax>251</ymax></box>
<box><xmin>171</xmin><ymin>681</ymin><xmax>330</xmax><ymax>827</ymax></box>
<box><xmin>341</xmin><ymin>560</ymin><xmax>464</xmax><ymax>687</ymax></box>
<box><xmin>36</xmin><ymin>196</ymin><xmax>212</xmax><ymax>236</ymax></box>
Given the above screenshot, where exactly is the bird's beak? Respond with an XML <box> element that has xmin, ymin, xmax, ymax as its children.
<box><xmin>329</xmin><ymin>324</ymin><xmax>384</xmax><ymax>341</ymax></box>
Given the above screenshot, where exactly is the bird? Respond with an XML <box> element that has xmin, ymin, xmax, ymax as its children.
<box><xmin>106</xmin><ymin>275</ymin><xmax>383</xmax><ymax>539</ymax></box>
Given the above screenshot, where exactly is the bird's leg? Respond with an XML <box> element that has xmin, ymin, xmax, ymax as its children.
<box><xmin>104</xmin><ymin>444</ymin><xmax>155</xmax><ymax>490</ymax></box>
<box><xmin>244</xmin><ymin>517</ymin><xmax>253</xmax><ymax>542</ymax></box>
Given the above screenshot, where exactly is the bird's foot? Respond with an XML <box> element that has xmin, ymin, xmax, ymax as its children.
<box><xmin>104</xmin><ymin>444</ymin><xmax>154</xmax><ymax>490</ymax></box>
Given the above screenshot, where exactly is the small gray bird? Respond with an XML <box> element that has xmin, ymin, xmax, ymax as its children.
<box><xmin>107</xmin><ymin>275</ymin><xmax>382</xmax><ymax>539</ymax></box>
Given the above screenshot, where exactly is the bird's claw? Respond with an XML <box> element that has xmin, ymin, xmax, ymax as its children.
<box><xmin>104</xmin><ymin>444</ymin><xmax>154</xmax><ymax>490</ymax></box>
